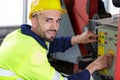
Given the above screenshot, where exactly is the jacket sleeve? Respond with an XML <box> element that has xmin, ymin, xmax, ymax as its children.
<box><xmin>49</xmin><ymin>37</ymin><xmax>73</xmax><ymax>53</ymax></box>
<box><xmin>67</xmin><ymin>69</ymin><xmax>90</xmax><ymax>80</ymax></box>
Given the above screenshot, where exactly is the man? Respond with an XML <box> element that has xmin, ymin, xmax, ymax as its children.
<box><xmin>0</xmin><ymin>0</ymin><xmax>113</xmax><ymax>80</ymax></box>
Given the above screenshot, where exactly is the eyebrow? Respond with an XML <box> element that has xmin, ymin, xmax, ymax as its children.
<box><xmin>45</xmin><ymin>17</ymin><xmax>61</xmax><ymax>21</ymax></box>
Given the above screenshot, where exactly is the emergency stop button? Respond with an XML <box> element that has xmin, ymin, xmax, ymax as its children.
<box><xmin>108</xmin><ymin>49</ymin><xmax>114</xmax><ymax>57</ymax></box>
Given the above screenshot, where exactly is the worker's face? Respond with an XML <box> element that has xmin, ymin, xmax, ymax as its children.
<box><xmin>32</xmin><ymin>10</ymin><xmax>61</xmax><ymax>42</ymax></box>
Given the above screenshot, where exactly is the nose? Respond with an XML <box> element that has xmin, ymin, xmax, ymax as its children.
<box><xmin>52</xmin><ymin>21</ymin><xmax>59</xmax><ymax>31</ymax></box>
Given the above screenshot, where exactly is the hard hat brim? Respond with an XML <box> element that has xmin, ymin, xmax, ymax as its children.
<box><xmin>29</xmin><ymin>9</ymin><xmax>67</xmax><ymax>19</ymax></box>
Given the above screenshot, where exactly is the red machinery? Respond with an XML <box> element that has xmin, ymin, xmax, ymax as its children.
<box><xmin>64</xmin><ymin>0</ymin><xmax>98</xmax><ymax>55</ymax></box>
<box><xmin>112</xmin><ymin>0</ymin><xmax>120</xmax><ymax>79</ymax></box>
<box><xmin>114</xmin><ymin>14</ymin><xmax>120</xmax><ymax>80</ymax></box>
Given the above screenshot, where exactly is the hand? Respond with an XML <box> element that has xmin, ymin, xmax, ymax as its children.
<box><xmin>79</xmin><ymin>30</ymin><xmax>98</xmax><ymax>44</ymax></box>
<box><xmin>71</xmin><ymin>30</ymin><xmax>98</xmax><ymax>45</ymax></box>
<box><xmin>86</xmin><ymin>53</ymin><xmax>113</xmax><ymax>74</ymax></box>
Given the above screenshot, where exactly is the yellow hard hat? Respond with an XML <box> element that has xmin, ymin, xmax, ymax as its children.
<box><xmin>29</xmin><ymin>0</ymin><xmax>67</xmax><ymax>19</ymax></box>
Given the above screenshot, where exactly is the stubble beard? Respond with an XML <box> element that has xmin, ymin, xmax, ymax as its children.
<box><xmin>44</xmin><ymin>32</ymin><xmax>56</xmax><ymax>42</ymax></box>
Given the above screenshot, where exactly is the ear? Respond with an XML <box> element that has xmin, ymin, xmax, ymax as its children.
<box><xmin>31</xmin><ymin>18</ymin><xmax>37</xmax><ymax>27</ymax></box>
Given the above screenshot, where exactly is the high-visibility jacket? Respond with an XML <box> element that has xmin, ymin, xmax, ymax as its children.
<box><xmin>0</xmin><ymin>29</ymin><xmax>66</xmax><ymax>80</ymax></box>
<box><xmin>0</xmin><ymin>24</ymin><xmax>90</xmax><ymax>80</ymax></box>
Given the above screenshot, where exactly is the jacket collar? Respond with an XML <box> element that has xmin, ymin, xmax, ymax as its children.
<box><xmin>21</xmin><ymin>24</ymin><xmax>48</xmax><ymax>50</ymax></box>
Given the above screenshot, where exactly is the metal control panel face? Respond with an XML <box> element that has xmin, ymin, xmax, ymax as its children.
<box><xmin>97</xmin><ymin>25</ymin><xmax>117</xmax><ymax>79</ymax></box>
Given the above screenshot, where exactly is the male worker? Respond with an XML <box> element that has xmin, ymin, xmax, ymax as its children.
<box><xmin>0</xmin><ymin>0</ymin><xmax>113</xmax><ymax>80</ymax></box>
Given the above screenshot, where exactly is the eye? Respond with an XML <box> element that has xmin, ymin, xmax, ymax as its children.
<box><xmin>56</xmin><ymin>19</ymin><xmax>61</xmax><ymax>24</ymax></box>
<box><xmin>45</xmin><ymin>18</ymin><xmax>53</xmax><ymax>23</ymax></box>
<box><xmin>46</xmin><ymin>19</ymin><xmax>50</xmax><ymax>22</ymax></box>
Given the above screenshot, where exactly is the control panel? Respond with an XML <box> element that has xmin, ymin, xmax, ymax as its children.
<box><xmin>97</xmin><ymin>24</ymin><xmax>117</xmax><ymax>80</ymax></box>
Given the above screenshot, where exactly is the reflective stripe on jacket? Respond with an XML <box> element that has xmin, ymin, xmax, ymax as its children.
<box><xmin>0</xmin><ymin>68</ymin><xmax>23</xmax><ymax>80</ymax></box>
<box><xmin>0</xmin><ymin>29</ymin><xmax>67</xmax><ymax>80</ymax></box>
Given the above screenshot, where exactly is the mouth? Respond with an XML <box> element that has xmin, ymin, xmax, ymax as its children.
<box><xmin>47</xmin><ymin>30</ymin><xmax>57</xmax><ymax>36</ymax></box>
